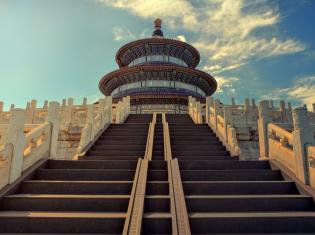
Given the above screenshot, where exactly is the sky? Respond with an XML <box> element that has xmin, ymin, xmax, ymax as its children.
<box><xmin>0</xmin><ymin>0</ymin><xmax>315</xmax><ymax>110</ymax></box>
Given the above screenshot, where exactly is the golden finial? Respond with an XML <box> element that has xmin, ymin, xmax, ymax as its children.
<box><xmin>154</xmin><ymin>18</ymin><xmax>162</xmax><ymax>29</ymax></box>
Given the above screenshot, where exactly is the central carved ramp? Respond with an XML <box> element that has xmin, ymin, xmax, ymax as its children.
<box><xmin>167</xmin><ymin>114</ymin><xmax>315</xmax><ymax>234</ymax></box>
<box><xmin>0</xmin><ymin>114</ymin><xmax>151</xmax><ymax>234</ymax></box>
<box><xmin>142</xmin><ymin>114</ymin><xmax>172</xmax><ymax>235</ymax></box>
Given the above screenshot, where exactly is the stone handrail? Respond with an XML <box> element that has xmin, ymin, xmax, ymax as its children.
<box><xmin>144</xmin><ymin>122</ymin><xmax>155</xmax><ymax>161</ymax></box>
<box><xmin>207</xmin><ymin>106</ymin><xmax>240</xmax><ymax>157</ymax></box>
<box><xmin>268</xmin><ymin>123</ymin><xmax>293</xmax><ymax>146</ymax></box>
<box><xmin>162</xmin><ymin>113</ymin><xmax>173</xmax><ymax>161</ymax></box>
<box><xmin>262</xmin><ymin>107</ymin><xmax>315</xmax><ymax>186</ymax></box>
<box><xmin>268</xmin><ymin>123</ymin><xmax>296</xmax><ymax>174</ymax></box>
<box><xmin>22</xmin><ymin>122</ymin><xmax>51</xmax><ymax>171</ymax></box>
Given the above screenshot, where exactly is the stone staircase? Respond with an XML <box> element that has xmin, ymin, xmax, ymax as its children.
<box><xmin>167</xmin><ymin>114</ymin><xmax>315</xmax><ymax>234</ymax></box>
<box><xmin>1</xmin><ymin>113</ymin><xmax>315</xmax><ymax>234</ymax></box>
<box><xmin>0</xmin><ymin>114</ymin><xmax>151</xmax><ymax>234</ymax></box>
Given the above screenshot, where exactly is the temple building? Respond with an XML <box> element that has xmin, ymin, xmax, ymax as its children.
<box><xmin>99</xmin><ymin>19</ymin><xmax>217</xmax><ymax>113</ymax></box>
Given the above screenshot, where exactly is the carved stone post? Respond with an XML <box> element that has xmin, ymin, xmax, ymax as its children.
<box><xmin>26</xmin><ymin>99</ymin><xmax>37</xmax><ymax>124</ymax></box>
<box><xmin>292</xmin><ymin>107</ymin><xmax>315</xmax><ymax>184</ymax></box>
<box><xmin>223</xmin><ymin>105</ymin><xmax>231</xmax><ymax>143</ymax></box>
<box><xmin>244</xmin><ymin>98</ymin><xmax>250</xmax><ymax>124</ymax></box>
<box><xmin>61</xmin><ymin>99</ymin><xmax>67</xmax><ymax>108</ymax></box>
<box><xmin>47</xmin><ymin>102</ymin><xmax>60</xmax><ymax>159</ymax></box>
<box><xmin>287</xmin><ymin>102</ymin><xmax>293</xmax><ymax>123</ymax></box>
<box><xmin>43</xmin><ymin>100</ymin><xmax>48</xmax><ymax>109</ymax></box>
<box><xmin>105</xmin><ymin>96</ymin><xmax>112</xmax><ymax>124</ymax></box>
<box><xmin>10</xmin><ymin>104</ymin><xmax>15</xmax><ymax>111</ymax></box>
<box><xmin>258</xmin><ymin>100</ymin><xmax>271</xmax><ymax>159</ymax></box>
<box><xmin>213</xmin><ymin>99</ymin><xmax>221</xmax><ymax>131</ymax></box>
<box><xmin>64</xmin><ymin>98</ymin><xmax>74</xmax><ymax>124</ymax></box>
<box><xmin>0</xmin><ymin>101</ymin><xmax>3</xmax><ymax>113</ymax></box>
<box><xmin>196</xmin><ymin>101</ymin><xmax>202</xmax><ymax>124</ymax></box>
<box><xmin>5</xmin><ymin>109</ymin><xmax>26</xmax><ymax>183</ymax></box>
<box><xmin>280</xmin><ymin>100</ymin><xmax>286</xmax><ymax>122</ymax></box>
<box><xmin>205</xmin><ymin>97</ymin><xmax>211</xmax><ymax>124</ymax></box>
<box><xmin>86</xmin><ymin>104</ymin><xmax>95</xmax><ymax>140</ymax></box>
<box><xmin>82</xmin><ymin>97</ymin><xmax>87</xmax><ymax>107</ymax></box>
<box><xmin>231</xmin><ymin>97</ymin><xmax>235</xmax><ymax>106</ymax></box>
<box><xmin>252</xmin><ymin>98</ymin><xmax>256</xmax><ymax>108</ymax></box>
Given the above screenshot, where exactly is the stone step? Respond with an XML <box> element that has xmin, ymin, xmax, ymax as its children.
<box><xmin>142</xmin><ymin>213</ymin><xmax>172</xmax><ymax>235</ymax></box>
<box><xmin>2</xmin><ymin>194</ymin><xmax>130</xmax><ymax>212</ymax></box>
<box><xmin>144</xmin><ymin>195</ymin><xmax>170</xmax><ymax>213</ymax></box>
<box><xmin>35</xmin><ymin>169</ymin><xmax>136</xmax><ymax>181</ymax></box>
<box><xmin>0</xmin><ymin>211</ymin><xmax>126</xmax><ymax>234</ymax></box>
<box><xmin>47</xmin><ymin>160</ymin><xmax>138</xmax><ymax>169</ymax></box>
<box><xmin>146</xmin><ymin>181</ymin><xmax>169</xmax><ymax>195</ymax></box>
<box><xmin>20</xmin><ymin>180</ymin><xmax>133</xmax><ymax>195</ymax></box>
<box><xmin>183</xmin><ymin>181</ymin><xmax>298</xmax><ymax>195</ymax></box>
<box><xmin>179</xmin><ymin>160</ymin><xmax>270</xmax><ymax>170</ymax></box>
<box><xmin>188</xmin><ymin>212</ymin><xmax>315</xmax><ymax>233</ymax></box>
<box><xmin>185</xmin><ymin>195</ymin><xmax>315</xmax><ymax>212</ymax></box>
<box><xmin>79</xmin><ymin>155</ymin><xmax>143</xmax><ymax>161</ymax></box>
<box><xmin>180</xmin><ymin>169</ymin><xmax>283</xmax><ymax>181</ymax></box>
<box><xmin>147</xmin><ymin>170</ymin><xmax>168</xmax><ymax>181</ymax></box>
<box><xmin>86</xmin><ymin>150</ymin><xmax>145</xmax><ymax>156</ymax></box>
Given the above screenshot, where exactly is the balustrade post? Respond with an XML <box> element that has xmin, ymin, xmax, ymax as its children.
<box><xmin>213</xmin><ymin>99</ymin><xmax>221</xmax><ymax>131</ymax></box>
<box><xmin>10</xmin><ymin>104</ymin><xmax>15</xmax><ymax>111</ymax></box>
<box><xmin>5</xmin><ymin>109</ymin><xmax>26</xmax><ymax>183</ymax></box>
<box><xmin>258</xmin><ymin>100</ymin><xmax>271</xmax><ymax>159</ymax></box>
<box><xmin>244</xmin><ymin>98</ymin><xmax>250</xmax><ymax>124</ymax></box>
<box><xmin>0</xmin><ymin>101</ymin><xmax>3</xmax><ymax>113</ymax></box>
<box><xmin>205</xmin><ymin>97</ymin><xmax>211</xmax><ymax>124</ymax></box>
<box><xmin>87</xmin><ymin>104</ymin><xmax>95</xmax><ymax>138</ymax></box>
<box><xmin>223</xmin><ymin>106</ymin><xmax>231</xmax><ymax>143</ymax></box>
<box><xmin>280</xmin><ymin>100</ymin><xmax>286</xmax><ymax>122</ymax></box>
<box><xmin>231</xmin><ymin>97</ymin><xmax>235</xmax><ymax>106</ymax></box>
<box><xmin>43</xmin><ymin>100</ymin><xmax>48</xmax><ymax>109</ymax></box>
<box><xmin>47</xmin><ymin>102</ymin><xmax>60</xmax><ymax>159</ymax></box>
<box><xmin>105</xmin><ymin>96</ymin><xmax>112</xmax><ymax>123</ymax></box>
<box><xmin>196</xmin><ymin>101</ymin><xmax>202</xmax><ymax>124</ymax></box>
<box><xmin>82</xmin><ymin>97</ymin><xmax>87</xmax><ymax>107</ymax></box>
<box><xmin>252</xmin><ymin>98</ymin><xmax>256</xmax><ymax>108</ymax></box>
<box><xmin>64</xmin><ymin>98</ymin><xmax>74</xmax><ymax>124</ymax></box>
<box><xmin>288</xmin><ymin>102</ymin><xmax>293</xmax><ymax>123</ymax></box>
<box><xmin>292</xmin><ymin>107</ymin><xmax>315</xmax><ymax>184</ymax></box>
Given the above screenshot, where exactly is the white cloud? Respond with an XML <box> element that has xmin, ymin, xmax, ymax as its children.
<box><xmin>176</xmin><ymin>35</ymin><xmax>186</xmax><ymax>42</ymax></box>
<box><xmin>262</xmin><ymin>76</ymin><xmax>315</xmax><ymax>110</ymax></box>
<box><xmin>113</xmin><ymin>26</ymin><xmax>135</xmax><ymax>41</ymax></box>
<box><xmin>101</xmin><ymin>0</ymin><xmax>306</xmax><ymax>74</ymax></box>
<box><xmin>215</xmin><ymin>76</ymin><xmax>240</xmax><ymax>93</ymax></box>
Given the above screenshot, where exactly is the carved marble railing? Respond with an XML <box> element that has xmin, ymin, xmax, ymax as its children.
<box><xmin>0</xmin><ymin>102</ymin><xmax>60</xmax><ymax>190</ymax></box>
<box><xmin>22</xmin><ymin>122</ymin><xmax>51</xmax><ymax>171</ymax></box>
<box><xmin>268</xmin><ymin>123</ymin><xmax>295</xmax><ymax>173</ymax></box>
<box><xmin>261</xmin><ymin>107</ymin><xmax>315</xmax><ymax>186</ymax></box>
<box><xmin>76</xmin><ymin>97</ymin><xmax>112</xmax><ymax>156</ymax></box>
<box><xmin>188</xmin><ymin>96</ymin><xmax>202</xmax><ymax>124</ymax></box>
<box><xmin>114</xmin><ymin>96</ymin><xmax>131</xmax><ymax>124</ymax></box>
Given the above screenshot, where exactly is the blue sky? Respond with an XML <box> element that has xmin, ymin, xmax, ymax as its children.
<box><xmin>0</xmin><ymin>0</ymin><xmax>315</xmax><ymax>110</ymax></box>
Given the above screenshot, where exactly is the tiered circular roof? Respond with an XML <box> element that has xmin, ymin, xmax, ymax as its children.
<box><xmin>99</xmin><ymin>19</ymin><xmax>217</xmax><ymax>105</ymax></box>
